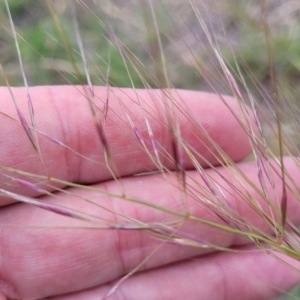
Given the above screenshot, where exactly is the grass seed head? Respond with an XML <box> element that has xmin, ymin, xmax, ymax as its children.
<box><xmin>1</xmin><ymin>0</ymin><xmax>300</xmax><ymax>299</ymax></box>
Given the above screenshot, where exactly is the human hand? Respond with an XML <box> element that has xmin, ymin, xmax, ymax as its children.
<box><xmin>0</xmin><ymin>86</ymin><xmax>300</xmax><ymax>300</ymax></box>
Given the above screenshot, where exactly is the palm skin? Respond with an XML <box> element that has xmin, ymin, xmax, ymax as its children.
<box><xmin>0</xmin><ymin>86</ymin><xmax>299</xmax><ymax>300</ymax></box>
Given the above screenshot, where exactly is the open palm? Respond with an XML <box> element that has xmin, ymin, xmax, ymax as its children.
<box><xmin>0</xmin><ymin>86</ymin><xmax>299</xmax><ymax>300</ymax></box>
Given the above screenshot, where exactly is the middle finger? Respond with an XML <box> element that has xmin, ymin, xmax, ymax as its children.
<box><xmin>0</xmin><ymin>157</ymin><xmax>299</xmax><ymax>299</ymax></box>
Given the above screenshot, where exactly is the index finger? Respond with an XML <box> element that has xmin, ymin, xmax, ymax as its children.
<box><xmin>0</xmin><ymin>86</ymin><xmax>252</xmax><ymax>204</ymax></box>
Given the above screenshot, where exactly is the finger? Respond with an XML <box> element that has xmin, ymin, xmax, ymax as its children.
<box><xmin>0</xmin><ymin>86</ymin><xmax>252</xmax><ymax>204</ymax></box>
<box><xmin>48</xmin><ymin>246</ymin><xmax>300</xmax><ymax>300</ymax></box>
<box><xmin>0</xmin><ymin>157</ymin><xmax>299</xmax><ymax>299</ymax></box>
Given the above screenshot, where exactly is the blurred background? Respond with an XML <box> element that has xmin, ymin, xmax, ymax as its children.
<box><xmin>2</xmin><ymin>1</ymin><xmax>300</xmax><ymax>95</ymax></box>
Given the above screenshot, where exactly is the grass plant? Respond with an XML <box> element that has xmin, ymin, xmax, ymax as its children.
<box><xmin>1</xmin><ymin>0</ymin><xmax>300</xmax><ymax>299</ymax></box>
